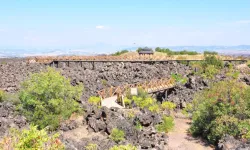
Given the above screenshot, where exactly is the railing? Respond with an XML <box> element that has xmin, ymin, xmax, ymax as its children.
<box><xmin>97</xmin><ymin>78</ymin><xmax>175</xmax><ymax>99</ymax></box>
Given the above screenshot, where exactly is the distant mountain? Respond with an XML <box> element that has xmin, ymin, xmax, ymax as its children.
<box><xmin>1</xmin><ymin>45</ymin><xmax>250</xmax><ymax>58</ymax></box>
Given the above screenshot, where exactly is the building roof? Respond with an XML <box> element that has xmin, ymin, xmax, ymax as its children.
<box><xmin>138</xmin><ymin>48</ymin><xmax>154</xmax><ymax>54</ymax></box>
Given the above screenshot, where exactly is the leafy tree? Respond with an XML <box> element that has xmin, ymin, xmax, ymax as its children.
<box><xmin>0</xmin><ymin>125</ymin><xmax>64</xmax><ymax>150</ymax></box>
<box><xmin>190</xmin><ymin>81</ymin><xmax>250</xmax><ymax>144</ymax></box>
<box><xmin>136</xmin><ymin>47</ymin><xmax>143</xmax><ymax>52</ymax></box>
<box><xmin>109</xmin><ymin>128</ymin><xmax>125</xmax><ymax>143</ymax></box>
<box><xmin>18</xmin><ymin>68</ymin><xmax>83</xmax><ymax>130</ymax></box>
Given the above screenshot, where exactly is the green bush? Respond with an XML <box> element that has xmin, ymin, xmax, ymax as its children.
<box><xmin>109</xmin><ymin>144</ymin><xmax>137</xmax><ymax>150</ymax></box>
<box><xmin>190</xmin><ymin>81</ymin><xmax>250</xmax><ymax>144</ymax></box>
<box><xmin>88</xmin><ymin>96</ymin><xmax>101</xmax><ymax>106</ymax></box>
<box><xmin>203</xmin><ymin>51</ymin><xmax>218</xmax><ymax>56</ymax></box>
<box><xmin>137</xmin><ymin>88</ymin><xmax>149</xmax><ymax>99</ymax></box>
<box><xmin>109</xmin><ymin>128</ymin><xmax>125</xmax><ymax>143</ymax></box>
<box><xmin>148</xmin><ymin>104</ymin><xmax>160</xmax><ymax>113</ymax></box>
<box><xmin>0</xmin><ymin>90</ymin><xmax>4</xmax><ymax>102</ymax></box>
<box><xmin>155</xmin><ymin>47</ymin><xmax>198</xmax><ymax>55</ymax></box>
<box><xmin>0</xmin><ymin>125</ymin><xmax>64</xmax><ymax>150</ymax></box>
<box><xmin>156</xmin><ymin>116</ymin><xmax>174</xmax><ymax>133</ymax></box>
<box><xmin>135</xmin><ymin>121</ymin><xmax>143</xmax><ymax>130</ymax></box>
<box><xmin>161</xmin><ymin>101</ymin><xmax>176</xmax><ymax>111</ymax></box>
<box><xmin>132</xmin><ymin>96</ymin><xmax>156</xmax><ymax>109</ymax></box>
<box><xmin>85</xmin><ymin>143</ymin><xmax>98</xmax><ymax>150</ymax></box>
<box><xmin>191</xmin><ymin>55</ymin><xmax>223</xmax><ymax>78</ymax></box>
<box><xmin>112</xmin><ymin>50</ymin><xmax>129</xmax><ymax>56</ymax></box>
<box><xmin>202</xmin><ymin>65</ymin><xmax>219</xmax><ymax>79</ymax></box>
<box><xmin>123</xmin><ymin>97</ymin><xmax>132</xmax><ymax>108</ymax></box>
<box><xmin>171</xmin><ymin>74</ymin><xmax>188</xmax><ymax>84</ymax></box>
<box><xmin>18</xmin><ymin>67</ymin><xmax>83</xmax><ymax>131</ymax></box>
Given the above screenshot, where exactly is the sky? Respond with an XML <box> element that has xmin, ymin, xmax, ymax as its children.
<box><xmin>0</xmin><ymin>0</ymin><xmax>250</xmax><ymax>51</ymax></box>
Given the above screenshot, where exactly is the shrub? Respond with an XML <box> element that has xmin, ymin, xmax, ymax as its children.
<box><xmin>190</xmin><ymin>81</ymin><xmax>250</xmax><ymax>144</ymax></box>
<box><xmin>137</xmin><ymin>88</ymin><xmax>149</xmax><ymax>99</ymax></box>
<box><xmin>18</xmin><ymin>67</ymin><xmax>83</xmax><ymax>131</ymax></box>
<box><xmin>148</xmin><ymin>104</ymin><xmax>160</xmax><ymax>113</ymax></box>
<box><xmin>155</xmin><ymin>47</ymin><xmax>198</xmax><ymax>55</ymax></box>
<box><xmin>109</xmin><ymin>128</ymin><xmax>125</xmax><ymax>143</ymax></box>
<box><xmin>202</xmin><ymin>65</ymin><xmax>219</xmax><ymax>79</ymax></box>
<box><xmin>109</xmin><ymin>144</ymin><xmax>137</xmax><ymax>150</ymax></box>
<box><xmin>112</xmin><ymin>50</ymin><xmax>129</xmax><ymax>56</ymax></box>
<box><xmin>0</xmin><ymin>125</ymin><xmax>64</xmax><ymax>150</ymax></box>
<box><xmin>161</xmin><ymin>101</ymin><xmax>176</xmax><ymax>111</ymax></box>
<box><xmin>171</xmin><ymin>74</ymin><xmax>188</xmax><ymax>84</ymax></box>
<box><xmin>156</xmin><ymin>116</ymin><xmax>174</xmax><ymax>133</ymax></box>
<box><xmin>132</xmin><ymin>96</ymin><xmax>156</xmax><ymax>109</ymax></box>
<box><xmin>88</xmin><ymin>96</ymin><xmax>101</xmax><ymax>106</ymax></box>
<box><xmin>101</xmin><ymin>79</ymin><xmax>108</xmax><ymax>86</ymax></box>
<box><xmin>85</xmin><ymin>143</ymin><xmax>98</xmax><ymax>150</ymax></box>
<box><xmin>204</xmin><ymin>51</ymin><xmax>218</xmax><ymax>56</ymax></box>
<box><xmin>135</xmin><ymin>121</ymin><xmax>143</xmax><ymax>130</ymax></box>
<box><xmin>123</xmin><ymin>97</ymin><xmax>132</xmax><ymax>108</ymax></box>
<box><xmin>0</xmin><ymin>90</ymin><xmax>4</xmax><ymax>102</ymax></box>
<box><xmin>126</xmin><ymin>110</ymin><xmax>135</xmax><ymax>119</ymax></box>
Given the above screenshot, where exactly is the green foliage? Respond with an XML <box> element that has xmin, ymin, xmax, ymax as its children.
<box><xmin>132</xmin><ymin>96</ymin><xmax>156</xmax><ymax>109</ymax></box>
<box><xmin>0</xmin><ymin>125</ymin><xmax>64</xmax><ymax>150</ymax></box>
<box><xmin>124</xmin><ymin>97</ymin><xmax>132</xmax><ymax>108</ymax></box>
<box><xmin>136</xmin><ymin>47</ymin><xmax>143</xmax><ymax>52</ymax></box>
<box><xmin>155</xmin><ymin>47</ymin><xmax>198</xmax><ymax>55</ymax></box>
<box><xmin>191</xmin><ymin>55</ymin><xmax>223</xmax><ymax>78</ymax></box>
<box><xmin>203</xmin><ymin>51</ymin><xmax>218</xmax><ymax>56</ymax></box>
<box><xmin>0</xmin><ymin>90</ymin><xmax>4</xmax><ymax>102</ymax></box>
<box><xmin>109</xmin><ymin>144</ymin><xmax>137</xmax><ymax>150</ymax></box>
<box><xmin>148</xmin><ymin>104</ymin><xmax>160</xmax><ymax>113</ymax></box>
<box><xmin>0</xmin><ymin>90</ymin><xmax>20</xmax><ymax>105</ymax></box>
<box><xmin>226</xmin><ymin>71</ymin><xmax>240</xmax><ymax>79</ymax></box>
<box><xmin>156</xmin><ymin>116</ymin><xmax>175</xmax><ymax>133</ymax></box>
<box><xmin>137</xmin><ymin>88</ymin><xmax>149</xmax><ymax>99</ymax></box>
<box><xmin>190</xmin><ymin>81</ymin><xmax>250</xmax><ymax>144</ymax></box>
<box><xmin>18</xmin><ymin>67</ymin><xmax>83</xmax><ymax>131</ymax></box>
<box><xmin>112</xmin><ymin>50</ymin><xmax>129</xmax><ymax>56</ymax></box>
<box><xmin>109</xmin><ymin>128</ymin><xmax>125</xmax><ymax>143</ymax></box>
<box><xmin>161</xmin><ymin>101</ymin><xmax>176</xmax><ymax>111</ymax></box>
<box><xmin>202</xmin><ymin>65</ymin><xmax>219</xmax><ymax>79</ymax></box>
<box><xmin>135</xmin><ymin>121</ymin><xmax>143</xmax><ymax>130</ymax></box>
<box><xmin>88</xmin><ymin>96</ymin><xmax>101</xmax><ymax>106</ymax></box>
<box><xmin>101</xmin><ymin>79</ymin><xmax>108</xmax><ymax>86</ymax></box>
<box><xmin>171</xmin><ymin>74</ymin><xmax>188</xmax><ymax>84</ymax></box>
<box><xmin>85</xmin><ymin>143</ymin><xmax>98</xmax><ymax>150</ymax></box>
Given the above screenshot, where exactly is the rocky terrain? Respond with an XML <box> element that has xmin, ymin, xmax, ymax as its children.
<box><xmin>1</xmin><ymin>58</ymin><xmax>249</xmax><ymax>150</ymax></box>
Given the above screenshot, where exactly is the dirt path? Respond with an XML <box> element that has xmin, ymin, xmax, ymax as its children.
<box><xmin>166</xmin><ymin>118</ymin><xmax>214</xmax><ymax>150</ymax></box>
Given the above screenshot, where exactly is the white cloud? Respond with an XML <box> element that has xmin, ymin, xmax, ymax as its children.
<box><xmin>96</xmin><ymin>25</ymin><xmax>105</xmax><ymax>29</ymax></box>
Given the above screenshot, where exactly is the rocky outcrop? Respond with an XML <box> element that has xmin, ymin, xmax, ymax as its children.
<box><xmin>0</xmin><ymin>60</ymin><xmax>191</xmax><ymax>103</ymax></box>
<box><xmin>0</xmin><ymin>102</ymin><xmax>27</xmax><ymax>139</ymax></box>
<box><xmin>82</xmin><ymin>105</ymin><xmax>167</xmax><ymax>149</ymax></box>
<box><xmin>218</xmin><ymin>135</ymin><xmax>250</xmax><ymax>150</ymax></box>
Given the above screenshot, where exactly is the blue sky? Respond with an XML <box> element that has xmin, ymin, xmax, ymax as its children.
<box><xmin>0</xmin><ymin>0</ymin><xmax>250</xmax><ymax>50</ymax></box>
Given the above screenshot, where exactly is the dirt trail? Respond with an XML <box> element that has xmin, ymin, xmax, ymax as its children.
<box><xmin>167</xmin><ymin>118</ymin><xmax>214</xmax><ymax>150</ymax></box>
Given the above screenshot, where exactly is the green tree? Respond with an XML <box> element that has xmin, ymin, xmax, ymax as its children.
<box><xmin>19</xmin><ymin>68</ymin><xmax>83</xmax><ymax>130</ymax></box>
